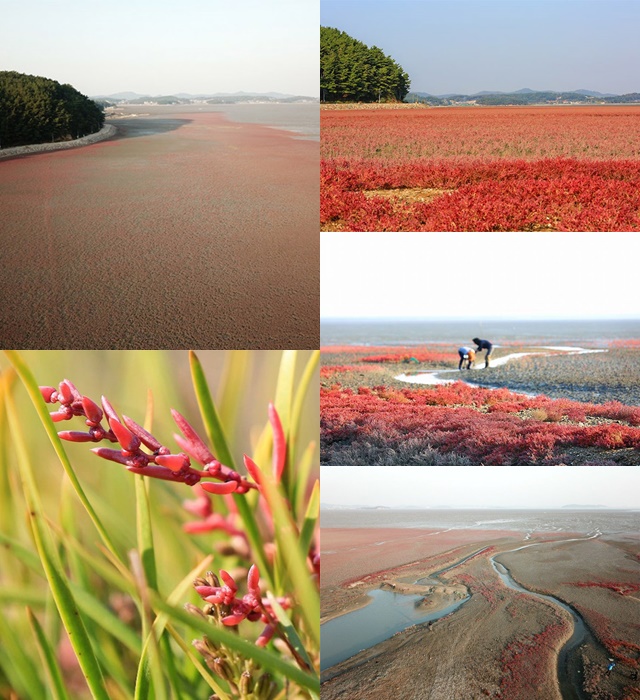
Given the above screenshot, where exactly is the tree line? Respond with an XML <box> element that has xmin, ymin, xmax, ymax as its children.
<box><xmin>320</xmin><ymin>27</ymin><xmax>410</xmax><ymax>103</ymax></box>
<box><xmin>0</xmin><ymin>71</ymin><xmax>105</xmax><ymax>149</ymax></box>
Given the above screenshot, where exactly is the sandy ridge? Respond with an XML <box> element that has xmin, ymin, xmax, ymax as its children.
<box><xmin>0</xmin><ymin>123</ymin><xmax>116</xmax><ymax>162</ymax></box>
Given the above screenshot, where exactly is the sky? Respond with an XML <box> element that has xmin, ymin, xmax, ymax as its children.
<box><xmin>2</xmin><ymin>0</ymin><xmax>319</xmax><ymax>96</ymax></box>
<box><xmin>321</xmin><ymin>0</ymin><xmax>640</xmax><ymax>95</ymax></box>
<box><xmin>321</xmin><ymin>465</ymin><xmax>640</xmax><ymax>508</ymax></box>
<box><xmin>321</xmin><ymin>232</ymin><xmax>640</xmax><ymax>321</ymax></box>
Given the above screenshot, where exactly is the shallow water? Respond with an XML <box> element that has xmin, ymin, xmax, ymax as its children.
<box><xmin>320</xmin><ymin>587</ymin><xmax>468</xmax><ymax>672</ymax></box>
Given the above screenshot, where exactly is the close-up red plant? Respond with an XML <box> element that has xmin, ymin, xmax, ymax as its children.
<box><xmin>0</xmin><ymin>350</ymin><xmax>320</xmax><ymax>699</ymax></box>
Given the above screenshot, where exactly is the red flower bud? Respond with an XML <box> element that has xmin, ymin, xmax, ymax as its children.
<box><xmin>39</xmin><ymin>386</ymin><xmax>57</xmax><ymax>403</ymax></box>
<box><xmin>92</xmin><ymin>447</ymin><xmax>130</xmax><ymax>465</ymax></box>
<box><xmin>219</xmin><ymin>570</ymin><xmax>237</xmax><ymax>592</ymax></box>
<box><xmin>243</xmin><ymin>455</ymin><xmax>262</xmax><ymax>485</ymax></box>
<box><xmin>58</xmin><ymin>381</ymin><xmax>75</xmax><ymax>405</ymax></box>
<box><xmin>81</xmin><ymin>396</ymin><xmax>103</xmax><ymax>425</ymax></box>
<box><xmin>109</xmin><ymin>417</ymin><xmax>141</xmax><ymax>452</ymax></box>
<box><xmin>122</xmin><ymin>415</ymin><xmax>163</xmax><ymax>452</ymax></box>
<box><xmin>256</xmin><ymin>624</ymin><xmax>275</xmax><ymax>647</ymax></box>
<box><xmin>155</xmin><ymin>453</ymin><xmax>190</xmax><ymax>472</ymax></box>
<box><xmin>200</xmin><ymin>480</ymin><xmax>238</xmax><ymax>495</ymax></box>
<box><xmin>247</xmin><ymin>564</ymin><xmax>260</xmax><ymax>595</ymax></box>
<box><xmin>171</xmin><ymin>409</ymin><xmax>215</xmax><ymax>465</ymax></box>
<box><xmin>101</xmin><ymin>396</ymin><xmax>120</xmax><ymax>424</ymax></box>
<box><xmin>58</xmin><ymin>431</ymin><xmax>98</xmax><ymax>443</ymax></box>
<box><xmin>221</xmin><ymin>612</ymin><xmax>246</xmax><ymax>626</ymax></box>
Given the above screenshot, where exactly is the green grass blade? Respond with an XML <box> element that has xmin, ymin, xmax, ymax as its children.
<box><xmin>189</xmin><ymin>350</ymin><xmax>235</xmax><ymax>469</ymax></box>
<box><xmin>265</xmin><ymin>592</ymin><xmax>313</xmax><ymax>670</ymax></box>
<box><xmin>27</xmin><ymin>607</ymin><xmax>72</xmax><ymax>700</ymax></box>
<box><xmin>274</xmin><ymin>350</ymin><xmax>297</xmax><ymax>438</ymax></box>
<box><xmin>290</xmin><ymin>349</ymin><xmax>319</xmax><ymax>467</ymax></box>
<box><xmin>273</xmin><ymin>350</ymin><xmax>298</xmax><ymax>501</ymax></box>
<box><xmin>189</xmin><ymin>351</ymin><xmax>272</xmax><ymax>587</ymax></box>
<box><xmin>217</xmin><ymin>350</ymin><xmax>251</xmax><ymax>446</ymax></box>
<box><xmin>4</xmin><ymin>350</ymin><xmax>121</xmax><ymax>561</ymax></box>
<box><xmin>0</xmin><ymin>610</ymin><xmax>46</xmax><ymax>699</ymax></box>
<box><xmin>166</xmin><ymin>625</ymin><xmax>231</xmax><ymax>700</ymax></box>
<box><xmin>299</xmin><ymin>479</ymin><xmax>319</xmax><ymax>559</ymax></box>
<box><xmin>252</xmin><ymin>464</ymin><xmax>320</xmax><ymax>651</ymax></box>
<box><xmin>294</xmin><ymin>441</ymin><xmax>317</xmax><ymax>522</ymax></box>
<box><xmin>5</xmin><ymin>387</ymin><xmax>110</xmax><ymax>700</ymax></box>
<box><xmin>134</xmin><ymin>554</ymin><xmax>214</xmax><ymax>698</ymax></box>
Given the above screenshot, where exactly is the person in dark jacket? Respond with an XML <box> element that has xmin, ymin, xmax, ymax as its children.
<box><xmin>472</xmin><ymin>337</ymin><xmax>493</xmax><ymax>368</ymax></box>
<box><xmin>458</xmin><ymin>347</ymin><xmax>475</xmax><ymax>370</ymax></box>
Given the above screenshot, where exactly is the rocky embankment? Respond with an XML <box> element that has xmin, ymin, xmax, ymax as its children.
<box><xmin>0</xmin><ymin>123</ymin><xmax>116</xmax><ymax>161</ymax></box>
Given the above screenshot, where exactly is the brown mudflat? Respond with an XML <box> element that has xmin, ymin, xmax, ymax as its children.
<box><xmin>0</xmin><ymin>110</ymin><xmax>318</xmax><ymax>349</ymax></box>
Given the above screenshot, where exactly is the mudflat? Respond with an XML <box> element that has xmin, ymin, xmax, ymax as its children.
<box><xmin>0</xmin><ymin>108</ymin><xmax>318</xmax><ymax>348</ymax></box>
<box><xmin>322</xmin><ymin>524</ymin><xmax>640</xmax><ymax>699</ymax></box>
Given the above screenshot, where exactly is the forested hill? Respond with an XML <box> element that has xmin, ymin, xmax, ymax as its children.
<box><xmin>320</xmin><ymin>27</ymin><xmax>410</xmax><ymax>103</ymax></box>
<box><xmin>0</xmin><ymin>71</ymin><xmax>105</xmax><ymax>149</ymax></box>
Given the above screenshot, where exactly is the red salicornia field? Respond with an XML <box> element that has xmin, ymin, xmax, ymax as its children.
<box><xmin>321</xmin><ymin>105</ymin><xmax>640</xmax><ymax>231</ymax></box>
<box><xmin>320</xmin><ymin>342</ymin><xmax>640</xmax><ymax>466</ymax></box>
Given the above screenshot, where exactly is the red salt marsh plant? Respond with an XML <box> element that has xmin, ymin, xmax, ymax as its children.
<box><xmin>0</xmin><ymin>350</ymin><xmax>319</xmax><ymax>699</ymax></box>
<box><xmin>321</xmin><ymin>106</ymin><xmax>640</xmax><ymax>231</ymax></box>
<box><xmin>321</xmin><ymin>383</ymin><xmax>640</xmax><ymax>465</ymax></box>
<box><xmin>497</xmin><ymin>621</ymin><xmax>567</xmax><ymax>699</ymax></box>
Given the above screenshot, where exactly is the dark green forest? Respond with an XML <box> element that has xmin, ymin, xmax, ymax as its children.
<box><xmin>320</xmin><ymin>27</ymin><xmax>410</xmax><ymax>102</ymax></box>
<box><xmin>0</xmin><ymin>71</ymin><xmax>105</xmax><ymax>149</ymax></box>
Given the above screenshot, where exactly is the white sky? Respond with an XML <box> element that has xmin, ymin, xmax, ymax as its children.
<box><xmin>2</xmin><ymin>0</ymin><xmax>318</xmax><ymax>96</ymax></box>
<box><xmin>321</xmin><ymin>232</ymin><xmax>640</xmax><ymax>320</ymax></box>
<box><xmin>321</xmin><ymin>465</ymin><xmax>640</xmax><ymax>509</ymax></box>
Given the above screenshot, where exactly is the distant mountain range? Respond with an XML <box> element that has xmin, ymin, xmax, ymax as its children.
<box><xmin>91</xmin><ymin>90</ymin><xmax>317</xmax><ymax>105</ymax></box>
<box><xmin>407</xmin><ymin>88</ymin><xmax>638</xmax><ymax>106</ymax></box>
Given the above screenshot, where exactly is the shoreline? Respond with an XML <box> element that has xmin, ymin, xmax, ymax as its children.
<box><xmin>0</xmin><ymin>123</ymin><xmax>117</xmax><ymax>162</ymax></box>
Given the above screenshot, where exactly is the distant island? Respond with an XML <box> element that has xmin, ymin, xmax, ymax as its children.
<box><xmin>0</xmin><ymin>71</ymin><xmax>105</xmax><ymax>149</ymax></box>
<box><xmin>406</xmin><ymin>88</ymin><xmax>640</xmax><ymax>106</ymax></box>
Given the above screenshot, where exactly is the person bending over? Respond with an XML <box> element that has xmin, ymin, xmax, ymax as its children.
<box><xmin>458</xmin><ymin>347</ymin><xmax>475</xmax><ymax>370</ymax></box>
<box><xmin>472</xmin><ymin>337</ymin><xmax>493</xmax><ymax>368</ymax></box>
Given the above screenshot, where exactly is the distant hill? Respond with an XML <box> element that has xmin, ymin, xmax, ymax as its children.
<box><xmin>406</xmin><ymin>88</ymin><xmax>639</xmax><ymax>106</ymax></box>
<box><xmin>0</xmin><ymin>71</ymin><xmax>105</xmax><ymax>148</ymax></box>
<box><xmin>561</xmin><ymin>504</ymin><xmax>609</xmax><ymax>509</ymax></box>
<box><xmin>92</xmin><ymin>91</ymin><xmax>317</xmax><ymax>104</ymax></box>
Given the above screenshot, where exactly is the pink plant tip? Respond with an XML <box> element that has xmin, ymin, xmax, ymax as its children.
<box><xmin>200</xmin><ymin>480</ymin><xmax>238</xmax><ymax>495</ymax></box>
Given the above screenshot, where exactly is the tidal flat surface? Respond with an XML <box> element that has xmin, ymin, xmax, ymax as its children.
<box><xmin>0</xmin><ymin>106</ymin><xmax>318</xmax><ymax>348</ymax></box>
<box><xmin>322</xmin><ymin>508</ymin><xmax>639</xmax><ymax>535</ymax></box>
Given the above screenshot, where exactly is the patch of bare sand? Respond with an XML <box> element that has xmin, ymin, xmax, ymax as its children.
<box><xmin>363</xmin><ymin>186</ymin><xmax>455</xmax><ymax>205</ymax></box>
<box><xmin>323</xmin><ymin>535</ymin><xmax>573</xmax><ymax>699</ymax></box>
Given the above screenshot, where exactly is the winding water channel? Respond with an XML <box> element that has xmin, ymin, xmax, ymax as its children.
<box><xmin>322</xmin><ymin>536</ymin><xmax>605</xmax><ymax>698</ymax></box>
<box><xmin>395</xmin><ymin>345</ymin><xmax>607</xmax><ymax>389</ymax></box>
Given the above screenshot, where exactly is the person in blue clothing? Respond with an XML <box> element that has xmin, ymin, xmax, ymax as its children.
<box><xmin>458</xmin><ymin>347</ymin><xmax>476</xmax><ymax>370</ymax></box>
<box><xmin>472</xmin><ymin>337</ymin><xmax>493</xmax><ymax>368</ymax></box>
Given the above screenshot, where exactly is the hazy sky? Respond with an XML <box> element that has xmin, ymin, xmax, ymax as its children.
<box><xmin>321</xmin><ymin>465</ymin><xmax>640</xmax><ymax>508</ymax></box>
<box><xmin>321</xmin><ymin>0</ymin><xmax>640</xmax><ymax>95</ymax></box>
<box><xmin>321</xmin><ymin>232</ymin><xmax>640</xmax><ymax>321</ymax></box>
<box><xmin>3</xmin><ymin>0</ymin><xmax>318</xmax><ymax>96</ymax></box>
